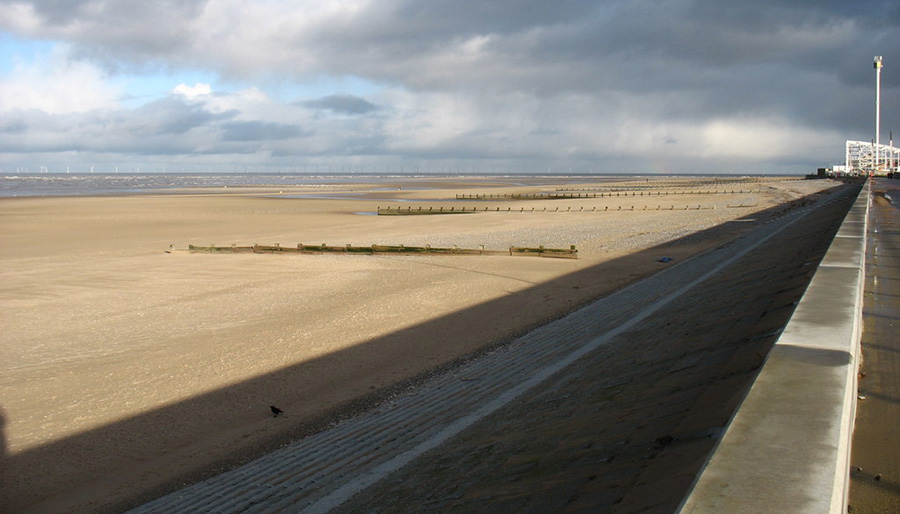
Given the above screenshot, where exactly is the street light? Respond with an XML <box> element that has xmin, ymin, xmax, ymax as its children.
<box><xmin>875</xmin><ymin>56</ymin><xmax>883</xmax><ymax>170</ymax></box>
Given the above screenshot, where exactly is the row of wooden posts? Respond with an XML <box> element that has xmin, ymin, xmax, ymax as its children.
<box><xmin>555</xmin><ymin>178</ymin><xmax>770</xmax><ymax>191</ymax></box>
<box><xmin>184</xmin><ymin>243</ymin><xmax>579</xmax><ymax>259</ymax></box>
<box><xmin>455</xmin><ymin>190</ymin><xmax>760</xmax><ymax>200</ymax></box>
<box><xmin>377</xmin><ymin>204</ymin><xmax>758</xmax><ymax>215</ymax></box>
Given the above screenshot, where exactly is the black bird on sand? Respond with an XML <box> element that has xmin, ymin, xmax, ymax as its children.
<box><xmin>270</xmin><ymin>405</ymin><xmax>283</xmax><ymax>417</ymax></box>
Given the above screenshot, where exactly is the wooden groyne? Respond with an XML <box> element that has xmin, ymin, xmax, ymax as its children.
<box><xmin>556</xmin><ymin>177</ymin><xmax>777</xmax><ymax>191</ymax></box>
<box><xmin>378</xmin><ymin>204</ymin><xmax>757</xmax><ymax>215</ymax></box>
<box><xmin>456</xmin><ymin>190</ymin><xmax>761</xmax><ymax>200</ymax></box>
<box><xmin>181</xmin><ymin>243</ymin><xmax>578</xmax><ymax>259</ymax></box>
<box><xmin>377</xmin><ymin>206</ymin><xmax>475</xmax><ymax>215</ymax></box>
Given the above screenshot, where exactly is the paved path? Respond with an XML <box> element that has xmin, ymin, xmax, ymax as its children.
<box><xmin>849</xmin><ymin>178</ymin><xmax>900</xmax><ymax>513</ymax></box>
<box><xmin>129</xmin><ymin>184</ymin><xmax>860</xmax><ymax>514</ymax></box>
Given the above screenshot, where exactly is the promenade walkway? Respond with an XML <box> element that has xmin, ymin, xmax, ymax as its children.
<box><xmin>849</xmin><ymin>177</ymin><xmax>900</xmax><ymax>513</ymax></box>
<box><xmin>129</xmin><ymin>183</ymin><xmax>861</xmax><ymax>514</ymax></box>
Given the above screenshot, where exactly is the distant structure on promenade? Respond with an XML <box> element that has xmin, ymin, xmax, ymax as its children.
<box><xmin>820</xmin><ymin>56</ymin><xmax>899</xmax><ymax>177</ymax></box>
<box><xmin>833</xmin><ymin>139</ymin><xmax>899</xmax><ymax>176</ymax></box>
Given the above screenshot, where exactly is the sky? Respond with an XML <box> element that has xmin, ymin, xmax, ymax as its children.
<box><xmin>0</xmin><ymin>0</ymin><xmax>898</xmax><ymax>175</ymax></box>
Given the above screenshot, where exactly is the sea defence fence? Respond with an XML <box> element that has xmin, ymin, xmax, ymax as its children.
<box><xmin>182</xmin><ymin>243</ymin><xmax>578</xmax><ymax>259</ymax></box>
<box><xmin>554</xmin><ymin>177</ymin><xmax>796</xmax><ymax>191</ymax></box>
<box><xmin>456</xmin><ymin>190</ymin><xmax>761</xmax><ymax>200</ymax></box>
<box><xmin>377</xmin><ymin>204</ymin><xmax>756</xmax><ymax>215</ymax></box>
<box><xmin>378</xmin><ymin>192</ymin><xmax>826</xmax><ymax>217</ymax></box>
<box><xmin>679</xmin><ymin>180</ymin><xmax>869</xmax><ymax>513</ymax></box>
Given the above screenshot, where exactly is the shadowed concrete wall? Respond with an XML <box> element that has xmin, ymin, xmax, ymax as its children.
<box><xmin>679</xmin><ymin>180</ymin><xmax>869</xmax><ymax>513</ymax></box>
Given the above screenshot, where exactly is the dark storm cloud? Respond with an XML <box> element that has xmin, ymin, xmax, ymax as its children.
<box><xmin>302</xmin><ymin>95</ymin><xmax>378</xmax><ymax>115</ymax></box>
<box><xmin>0</xmin><ymin>114</ymin><xmax>28</xmax><ymax>134</ymax></box>
<box><xmin>0</xmin><ymin>95</ymin><xmax>239</xmax><ymax>155</ymax></box>
<box><xmin>134</xmin><ymin>97</ymin><xmax>236</xmax><ymax>135</ymax></box>
<box><xmin>14</xmin><ymin>0</ymin><xmax>208</xmax><ymax>56</ymax></box>
<box><xmin>220</xmin><ymin>121</ymin><xmax>308</xmax><ymax>141</ymax></box>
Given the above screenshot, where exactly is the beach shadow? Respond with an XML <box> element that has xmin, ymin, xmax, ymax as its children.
<box><xmin>0</xmin><ymin>182</ymin><xmax>863</xmax><ymax>514</ymax></box>
<box><xmin>863</xmin><ymin>310</ymin><xmax>900</xmax><ymax>322</ymax></box>
<box><xmin>866</xmin><ymin>343</ymin><xmax>900</xmax><ymax>355</ymax></box>
<box><xmin>778</xmin><ymin>344</ymin><xmax>853</xmax><ymax>367</ymax></box>
<box><xmin>850</xmin><ymin>467</ymin><xmax>900</xmax><ymax>497</ymax></box>
<box><xmin>0</xmin><ymin>407</ymin><xmax>6</xmax><ymax>471</ymax></box>
<box><xmin>858</xmin><ymin>389</ymin><xmax>900</xmax><ymax>406</ymax></box>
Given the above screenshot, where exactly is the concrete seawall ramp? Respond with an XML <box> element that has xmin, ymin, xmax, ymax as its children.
<box><xmin>680</xmin><ymin>180</ymin><xmax>869</xmax><ymax>513</ymax></box>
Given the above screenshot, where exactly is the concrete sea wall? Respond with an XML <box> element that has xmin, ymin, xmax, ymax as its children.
<box><xmin>680</xmin><ymin>180</ymin><xmax>869</xmax><ymax>513</ymax></box>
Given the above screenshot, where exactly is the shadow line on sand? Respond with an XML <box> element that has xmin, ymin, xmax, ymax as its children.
<box><xmin>0</xmin><ymin>182</ymin><xmax>861</xmax><ymax>514</ymax></box>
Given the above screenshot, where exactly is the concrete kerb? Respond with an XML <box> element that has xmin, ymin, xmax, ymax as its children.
<box><xmin>678</xmin><ymin>180</ymin><xmax>869</xmax><ymax>514</ymax></box>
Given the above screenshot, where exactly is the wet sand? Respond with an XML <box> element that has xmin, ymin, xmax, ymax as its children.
<box><xmin>0</xmin><ymin>176</ymin><xmax>839</xmax><ymax>513</ymax></box>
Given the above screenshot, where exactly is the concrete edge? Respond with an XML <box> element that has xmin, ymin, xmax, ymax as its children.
<box><xmin>678</xmin><ymin>181</ymin><xmax>869</xmax><ymax>514</ymax></box>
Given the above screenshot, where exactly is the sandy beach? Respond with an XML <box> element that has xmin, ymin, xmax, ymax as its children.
<box><xmin>0</xmin><ymin>176</ymin><xmax>842</xmax><ymax>513</ymax></box>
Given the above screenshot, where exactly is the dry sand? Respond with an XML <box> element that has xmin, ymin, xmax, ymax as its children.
<box><xmin>0</xmin><ymin>176</ymin><xmax>840</xmax><ymax>513</ymax></box>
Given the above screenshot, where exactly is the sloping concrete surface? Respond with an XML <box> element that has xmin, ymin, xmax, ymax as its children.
<box><xmin>680</xmin><ymin>181</ymin><xmax>869</xmax><ymax>514</ymax></box>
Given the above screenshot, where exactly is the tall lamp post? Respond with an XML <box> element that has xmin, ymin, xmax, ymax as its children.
<box><xmin>875</xmin><ymin>56</ymin><xmax>883</xmax><ymax>172</ymax></box>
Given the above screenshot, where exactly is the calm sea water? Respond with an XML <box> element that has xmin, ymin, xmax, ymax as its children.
<box><xmin>0</xmin><ymin>173</ymin><xmax>641</xmax><ymax>198</ymax></box>
<box><xmin>0</xmin><ymin>173</ymin><xmax>373</xmax><ymax>197</ymax></box>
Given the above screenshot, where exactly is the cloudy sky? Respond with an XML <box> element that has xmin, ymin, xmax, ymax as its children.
<box><xmin>1</xmin><ymin>0</ymin><xmax>898</xmax><ymax>174</ymax></box>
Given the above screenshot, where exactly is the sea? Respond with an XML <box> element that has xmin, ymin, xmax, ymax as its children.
<box><xmin>0</xmin><ymin>172</ymin><xmax>653</xmax><ymax>198</ymax></box>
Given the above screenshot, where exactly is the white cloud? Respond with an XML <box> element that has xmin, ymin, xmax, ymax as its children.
<box><xmin>697</xmin><ymin>116</ymin><xmax>837</xmax><ymax>160</ymax></box>
<box><xmin>171</xmin><ymin>82</ymin><xmax>212</xmax><ymax>100</ymax></box>
<box><xmin>0</xmin><ymin>44</ymin><xmax>120</xmax><ymax>113</ymax></box>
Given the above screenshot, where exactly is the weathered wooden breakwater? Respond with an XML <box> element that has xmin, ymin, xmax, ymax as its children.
<box><xmin>377</xmin><ymin>204</ymin><xmax>757</xmax><ymax>215</ymax></box>
<box><xmin>181</xmin><ymin>243</ymin><xmax>578</xmax><ymax>259</ymax></box>
<box><xmin>556</xmin><ymin>177</ymin><xmax>773</xmax><ymax>191</ymax></box>
<box><xmin>456</xmin><ymin>190</ymin><xmax>761</xmax><ymax>200</ymax></box>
